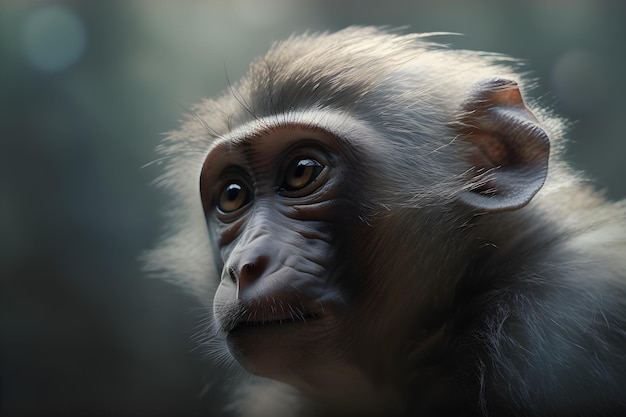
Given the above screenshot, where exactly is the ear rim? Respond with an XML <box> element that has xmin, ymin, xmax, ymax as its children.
<box><xmin>455</xmin><ymin>78</ymin><xmax>550</xmax><ymax>213</ymax></box>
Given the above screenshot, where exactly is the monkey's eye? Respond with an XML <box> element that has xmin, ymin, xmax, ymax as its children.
<box><xmin>217</xmin><ymin>181</ymin><xmax>251</xmax><ymax>214</ymax></box>
<box><xmin>282</xmin><ymin>158</ymin><xmax>325</xmax><ymax>193</ymax></box>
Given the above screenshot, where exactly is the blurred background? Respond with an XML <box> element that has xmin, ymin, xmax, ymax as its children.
<box><xmin>1</xmin><ymin>0</ymin><xmax>624</xmax><ymax>416</ymax></box>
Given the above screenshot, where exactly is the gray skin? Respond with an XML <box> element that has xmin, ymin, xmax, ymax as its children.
<box><xmin>145</xmin><ymin>27</ymin><xmax>626</xmax><ymax>416</ymax></box>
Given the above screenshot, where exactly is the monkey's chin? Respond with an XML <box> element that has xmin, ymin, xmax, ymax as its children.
<box><xmin>225</xmin><ymin>316</ymin><xmax>330</xmax><ymax>381</ymax></box>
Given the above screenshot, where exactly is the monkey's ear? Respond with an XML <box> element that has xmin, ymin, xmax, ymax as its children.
<box><xmin>456</xmin><ymin>78</ymin><xmax>550</xmax><ymax>212</ymax></box>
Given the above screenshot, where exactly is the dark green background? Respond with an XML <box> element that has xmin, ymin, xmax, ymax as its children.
<box><xmin>2</xmin><ymin>1</ymin><xmax>625</xmax><ymax>416</ymax></box>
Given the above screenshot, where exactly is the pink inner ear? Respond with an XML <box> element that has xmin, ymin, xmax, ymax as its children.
<box><xmin>466</xmin><ymin>133</ymin><xmax>512</xmax><ymax>168</ymax></box>
<box><xmin>455</xmin><ymin>78</ymin><xmax>550</xmax><ymax>212</ymax></box>
<box><xmin>485</xmin><ymin>80</ymin><xmax>526</xmax><ymax>108</ymax></box>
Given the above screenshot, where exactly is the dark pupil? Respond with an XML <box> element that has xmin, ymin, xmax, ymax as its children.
<box><xmin>294</xmin><ymin>161</ymin><xmax>310</xmax><ymax>178</ymax></box>
<box><xmin>225</xmin><ymin>184</ymin><xmax>241</xmax><ymax>201</ymax></box>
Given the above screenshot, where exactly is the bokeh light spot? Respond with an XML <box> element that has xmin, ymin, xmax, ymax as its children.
<box><xmin>21</xmin><ymin>5</ymin><xmax>87</xmax><ymax>72</ymax></box>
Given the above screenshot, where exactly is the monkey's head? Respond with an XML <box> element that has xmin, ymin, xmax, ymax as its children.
<box><xmin>149</xmin><ymin>27</ymin><xmax>553</xmax><ymax>399</ymax></box>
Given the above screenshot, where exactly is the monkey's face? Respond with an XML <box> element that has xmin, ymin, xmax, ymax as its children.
<box><xmin>200</xmin><ymin>124</ymin><xmax>361</xmax><ymax>383</ymax></box>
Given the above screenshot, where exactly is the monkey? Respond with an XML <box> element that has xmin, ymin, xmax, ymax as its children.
<box><xmin>144</xmin><ymin>27</ymin><xmax>626</xmax><ymax>416</ymax></box>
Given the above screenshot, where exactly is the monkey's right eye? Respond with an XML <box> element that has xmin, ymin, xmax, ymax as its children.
<box><xmin>217</xmin><ymin>181</ymin><xmax>251</xmax><ymax>214</ymax></box>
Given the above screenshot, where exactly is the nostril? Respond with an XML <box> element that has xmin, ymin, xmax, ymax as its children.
<box><xmin>242</xmin><ymin>262</ymin><xmax>257</xmax><ymax>277</ymax></box>
<box><xmin>238</xmin><ymin>256</ymin><xmax>269</xmax><ymax>292</ymax></box>
<box><xmin>240</xmin><ymin>256</ymin><xmax>267</xmax><ymax>280</ymax></box>
<box><xmin>228</xmin><ymin>266</ymin><xmax>238</xmax><ymax>284</ymax></box>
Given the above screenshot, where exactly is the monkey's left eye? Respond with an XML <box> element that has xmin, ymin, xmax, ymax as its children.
<box><xmin>281</xmin><ymin>158</ymin><xmax>325</xmax><ymax>193</ymax></box>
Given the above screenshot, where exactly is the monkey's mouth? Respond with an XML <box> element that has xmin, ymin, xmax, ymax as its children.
<box><xmin>229</xmin><ymin>312</ymin><xmax>322</xmax><ymax>333</ymax></box>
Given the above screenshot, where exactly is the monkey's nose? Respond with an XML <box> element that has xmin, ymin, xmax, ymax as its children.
<box><xmin>234</xmin><ymin>256</ymin><xmax>269</xmax><ymax>296</ymax></box>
